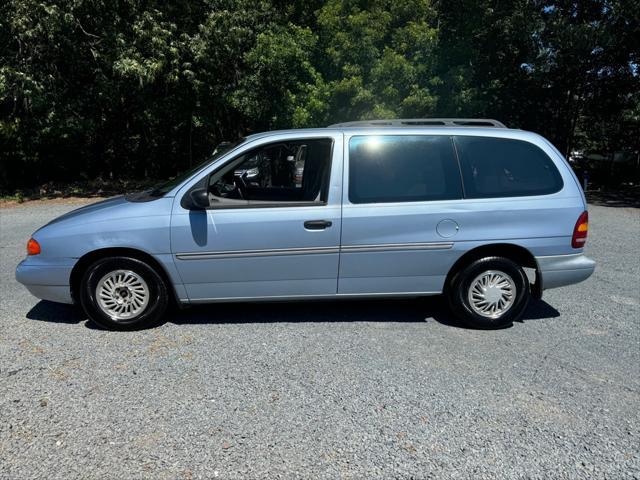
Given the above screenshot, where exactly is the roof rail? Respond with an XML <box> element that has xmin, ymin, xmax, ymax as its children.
<box><xmin>328</xmin><ymin>118</ymin><xmax>507</xmax><ymax>128</ymax></box>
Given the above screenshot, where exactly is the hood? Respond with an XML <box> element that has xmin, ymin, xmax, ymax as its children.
<box><xmin>35</xmin><ymin>194</ymin><xmax>174</xmax><ymax>236</ymax></box>
<box><xmin>41</xmin><ymin>196</ymin><xmax>130</xmax><ymax>229</ymax></box>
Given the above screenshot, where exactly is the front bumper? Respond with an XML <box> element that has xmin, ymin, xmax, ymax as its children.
<box><xmin>15</xmin><ymin>259</ymin><xmax>75</xmax><ymax>304</ymax></box>
<box><xmin>535</xmin><ymin>253</ymin><xmax>595</xmax><ymax>290</ymax></box>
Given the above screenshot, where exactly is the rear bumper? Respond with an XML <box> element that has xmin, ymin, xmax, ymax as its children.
<box><xmin>15</xmin><ymin>259</ymin><xmax>74</xmax><ymax>304</ymax></box>
<box><xmin>536</xmin><ymin>253</ymin><xmax>595</xmax><ymax>290</ymax></box>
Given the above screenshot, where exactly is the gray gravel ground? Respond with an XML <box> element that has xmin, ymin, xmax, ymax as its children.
<box><xmin>0</xmin><ymin>201</ymin><xmax>639</xmax><ymax>480</ymax></box>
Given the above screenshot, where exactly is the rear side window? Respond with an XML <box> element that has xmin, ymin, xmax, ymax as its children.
<box><xmin>454</xmin><ymin>136</ymin><xmax>563</xmax><ymax>198</ymax></box>
<box><xmin>348</xmin><ymin>135</ymin><xmax>463</xmax><ymax>204</ymax></box>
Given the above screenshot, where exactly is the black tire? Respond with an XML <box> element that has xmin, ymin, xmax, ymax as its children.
<box><xmin>79</xmin><ymin>256</ymin><xmax>169</xmax><ymax>330</ymax></box>
<box><xmin>447</xmin><ymin>256</ymin><xmax>530</xmax><ymax>329</ymax></box>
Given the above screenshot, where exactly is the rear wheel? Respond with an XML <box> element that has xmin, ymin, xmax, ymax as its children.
<box><xmin>447</xmin><ymin>256</ymin><xmax>530</xmax><ymax>329</ymax></box>
<box><xmin>79</xmin><ymin>256</ymin><xmax>168</xmax><ymax>330</ymax></box>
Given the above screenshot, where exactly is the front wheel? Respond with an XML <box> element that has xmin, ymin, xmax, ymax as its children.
<box><xmin>447</xmin><ymin>256</ymin><xmax>530</xmax><ymax>329</ymax></box>
<box><xmin>79</xmin><ymin>256</ymin><xmax>169</xmax><ymax>330</ymax></box>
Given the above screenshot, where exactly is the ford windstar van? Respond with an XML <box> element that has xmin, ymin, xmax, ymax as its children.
<box><xmin>16</xmin><ymin>119</ymin><xmax>595</xmax><ymax>330</ymax></box>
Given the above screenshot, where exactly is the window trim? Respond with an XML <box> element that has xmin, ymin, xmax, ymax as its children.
<box><xmin>346</xmin><ymin>134</ymin><xmax>464</xmax><ymax>205</ymax></box>
<box><xmin>182</xmin><ymin>137</ymin><xmax>335</xmax><ymax>210</ymax></box>
<box><xmin>205</xmin><ymin>201</ymin><xmax>327</xmax><ymax>210</ymax></box>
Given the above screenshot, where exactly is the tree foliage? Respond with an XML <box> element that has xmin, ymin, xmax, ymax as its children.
<box><xmin>0</xmin><ymin>0</ymin><xmax>638</xmax><ymax>191</ymax></box>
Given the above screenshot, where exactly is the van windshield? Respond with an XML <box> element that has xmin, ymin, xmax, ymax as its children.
<box><xmin>147</xmin><ymin>138</ymin><xmax>247</xmax><ymax>197</ymax></box>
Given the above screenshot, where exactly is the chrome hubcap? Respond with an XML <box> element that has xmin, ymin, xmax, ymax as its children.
<box><xmin>468</xmin><ymin>270</ymin><xmax>516</xmax><ymax>319</ymax></box>
<box><xmin>96</xmin><ymin>270</ymin><xmax>149</xmax><ymax>320</ymax></box>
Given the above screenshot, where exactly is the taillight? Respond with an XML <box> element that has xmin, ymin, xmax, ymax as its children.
<box><xmin>571</xmin><ymin>211</ymin><xmax>589</xmax><ymax>248</ymax></box>
<box><xmin>27</xmin><ymin>238</ymin><xmax>41</xmax><ymax>255</ymax></box>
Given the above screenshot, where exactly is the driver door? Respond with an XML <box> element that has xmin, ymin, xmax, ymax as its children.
<box><xmin>170</xmin><ymin>132</ymin><xmax>343</xmax><ymax>302</ymax></box>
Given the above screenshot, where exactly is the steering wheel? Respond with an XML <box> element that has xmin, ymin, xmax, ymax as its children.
<box><xmin>233</xmin><ymin>172</ymin><xmax>248</xmax><ymax>199</ymax></box>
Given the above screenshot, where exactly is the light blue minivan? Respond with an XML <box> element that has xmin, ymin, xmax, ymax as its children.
<box><xmin>16</xmin><ymin>119</ymin><xmax>595</xmax><ymax>330</ymax></box>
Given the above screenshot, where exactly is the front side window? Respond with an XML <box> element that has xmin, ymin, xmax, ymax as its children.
<box><xmin>454</xmin><ymin>136</ymin><xmax>563</xmax><ymax>198</ymax></box>
<box><xmin>207</xmin><ymin>138</ymin><xmax>333</xmax><ymax>206</ymax></box>
<box><xmin>348</xmin><ymin>135</ymin><xmax>463</xmax><ymax>204</ymax></box>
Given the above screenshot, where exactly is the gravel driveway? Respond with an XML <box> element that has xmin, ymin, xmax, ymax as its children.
<box><xmin>1</xmin><ymin>201</ymin><xmax>639</xmax><ymax>479</ymax></box>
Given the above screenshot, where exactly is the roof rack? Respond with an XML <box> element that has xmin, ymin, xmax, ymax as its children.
<box><xmin>328</xmin><ymin>118</ymin><xmax>507</xmax><ymax>128</ymax></box>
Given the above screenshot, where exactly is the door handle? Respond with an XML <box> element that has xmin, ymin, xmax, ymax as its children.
<box><xmin>304</xmin><ymin>220</ymin><xmax>332</xmax><ymax>230</ymax></box>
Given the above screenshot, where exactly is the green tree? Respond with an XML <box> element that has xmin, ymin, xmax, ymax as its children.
<box><xmin>436</xmin><ymin>0</ymin><xmax>640</xmax><ymax>155</ymax></box>
<box><xmin>1</xmin><ymin>0</ymin><xmax>638</xmax><ymax>192</ymax></box>
<box><xmin>305</xmin><ymin>0</ymin><xmax>440</xmax><ymax>124</ymax></box>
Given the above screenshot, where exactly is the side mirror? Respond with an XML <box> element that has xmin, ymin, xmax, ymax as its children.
<box><xmin>187</xmin><ymin>188</ymin><xmax>210</xmax><ymax>210</ymax></box>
